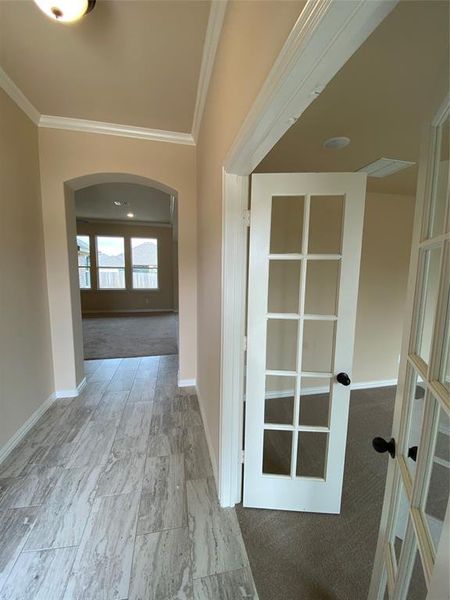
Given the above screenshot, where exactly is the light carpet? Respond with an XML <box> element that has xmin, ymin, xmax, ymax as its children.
<box><xmin>82</xmin><ymin>313</ymin><xmax>178</xmax><ymax>359</ymax></box>
<box><xmin>237</xmin><ymin>386</ymin><xmax>399</xmax><ymax>600</ymax></box>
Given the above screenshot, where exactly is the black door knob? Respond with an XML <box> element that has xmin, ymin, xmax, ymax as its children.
<box><xmin>408</xmin><ymin>446</ymin><xmax>418</xmax><ymax>462</ymax></box>
<box><xmin>372</xmin><ymin>437</ymin><xmax>396</xmax><ymax>458</ymax></box>
<box><xmin>336</xmin><ymin>372</ymin><xmax>351</xmax><ymax>386</ymax></box>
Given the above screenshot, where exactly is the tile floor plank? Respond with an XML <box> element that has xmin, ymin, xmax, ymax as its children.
<box><xmin>0</xmin><ymin>508</ymin><xmax>38</xmax><ymax>592</ymax></box>
<box><xmin>128</xmin><ymin>528</ymin><xmax>192</xmax><ymax>600</ymax></box>
<box><xmin>193</xmin><ymin>568</ymin><xmax>257</xmax><ymax>600</ymax></box>
<box><xmin>137</xmin><ymin>454</ymin><xmax>187</xmax><ymax>535</ymax></box>
<box><xmin>95</xmin><ymin>451</ymin><xmax>146</xmax><ymax>497</ymax></box>
<box><xmin>0</xmin><ymin>466</ymin><xmax>63</xmax><ymax>510</ymax></box>
<box><xmin>0</xmin><ymin>546</ymin><xmax>77</xmax><ymax>600</ymax></box>
<box><xmin>112</xmin><ymin>402</ymin><xmax>153</xmax><ymax>457</ymax></box>
<box><xmin>187</xmin><ymin>478</ymin><xmax>248</xmax><ymax>579</ymax></box>
<box><xmin>184</xmin><ymin>426</ymin><xmax>213</xmax><ymax>481</ymax></box>
<box><xmin>63</xmin><ymin>492</ymin><xmax>140</xmax><ymax>600</ymax></box>
<box><xmin>24</xmin><ymin>467</ymin><xmax>101</xmax><ymax>551</ymax></box>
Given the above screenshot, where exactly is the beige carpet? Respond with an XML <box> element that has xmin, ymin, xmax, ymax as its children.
<box><xmin>82</xmin><ymin>313</ymin><xmax>178</xmax><ymax>359</ymax></box>
<box><xmin>236</xmin><ymin>386</ymin><xmax>401</xmax><ymax>600</ymax></box>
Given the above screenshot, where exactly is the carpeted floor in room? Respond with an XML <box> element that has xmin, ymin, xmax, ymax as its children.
<box><xmin>82</xmin><ymin>313</ymin><xmax>178</xmax><ymax>359</ymax></box>
<box><xmin>236</xmin><ymin>386</ymin><xmax>397</xmax><ymax>600</ymax></box>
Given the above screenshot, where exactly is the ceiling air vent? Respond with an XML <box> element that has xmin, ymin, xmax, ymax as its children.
<box><xmin>357</xmin><ymin>157</ymin><xmax>415</xmax><ymax>178</ymax></box>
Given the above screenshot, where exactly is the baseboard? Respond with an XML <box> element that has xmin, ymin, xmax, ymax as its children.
<box><xmin>264</xmin><ymin>378</ymin><xmax>398</xmax><ymax>399</ymax></box>
<box><xmin>0</xmin><ymin>391</ymin><xmax>56</xmax><ymax>466</ymax></box>
<box><xmin>55</xmin><ymin>377</ymin><xmax>87</xmax><ymax>399</ymax></box>
<box><xmin>195</xmin><ymin>385</ymin><xmax>219</xmax><ymax>488</ymax></box>
<box><xmin>178</xmin><ymin>377</ymin><xmax>196</xmax><ymax>388</ymax></box>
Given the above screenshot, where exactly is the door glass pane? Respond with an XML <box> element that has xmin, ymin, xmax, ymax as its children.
<box><xmin>304</xmin><ymin>260</ymin><xmax>340</xmax><ymax>315</ymax></box>
<box><xmin>296</xmin><ymin>432</ymin><xmax>328</xmax><ymax>478</ymax></box>
<box><xmin>415</xmin><ymin>247</ymin><xmax>441</xmax><ymax>365</ymax></box>
<box><xmin>268</xmin><ymin>260</ymin><xmax>301</xmax><ymax>313</ymax></box>
<box><xmin>390</xmin><ymin>478</ymin><xmax>409</xmax><ymax>568</ymax></box>
<box><xmin>308</xmin><ymin>196</ymin><xmax>344</xmax><ymax>254</ymax></box>
<box><xmin>266</xmin><ymin>319</ymin><xmax>298</xmax><ymax>371</ymax></box>
<box><xmin>270</xmin><ymin>196</ymin><xmax>304</xmax><ymax>254</ymax></box>
<box><xmin>302</xmin><ymin>320</ymin><xmax>335</xmax><ymax>372</ymax></box>
<box><xmin>299</xmin><ymin>377</ymin><xmax>330</xmax><ymax>427</ymax></box>
<box><xmin>405</xmin><ymin>546</ymin><xmax>428</xmax><ymax>600</ymax></box>
<box><xmin>423</xmin><ymin>405</ymin><xmax>450</xmax><ymax>551</ymax></box>
<box><xmin>404</xmin><ymin>365</ymin><xmax>426</xmax><ymax>481</ymax></box>
<box><xmin>265</xmin><ymin>375</ymin><xmax>295</xmax><ymax>425</ymax></box>
<box><xmin>428</xmin><ymin>116</ymin><xmax>449</xmax><ymax>239</ymax></box>
<box><xmin>263</xmin><ymin>430</ymin><xmax>292</xmax><ymax>475</ymax></box>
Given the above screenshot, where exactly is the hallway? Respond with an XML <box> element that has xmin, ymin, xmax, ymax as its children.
<box><xmin>0</xmin><ymin>356</ymin><xmax>256</xmax><ymax>599</ymax></box>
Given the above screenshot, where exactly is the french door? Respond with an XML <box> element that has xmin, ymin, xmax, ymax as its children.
<box><xmin>368</xmin><ymin>98</ymin><xmax>449</xmax><ymax>599</ymax></box>
<box><xmin>243</xmin><ymin>172</ymin><xmax>367</xmax><ymax>512</ymax></box>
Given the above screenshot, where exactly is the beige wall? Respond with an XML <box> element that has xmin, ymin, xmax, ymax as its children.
<box><xmin>77</xmin><ymin>221</ymin><xmax>175</xmax><ymax>314</ymax></box>
<box><xmin>0</xmin><ymin>89</ymin><xmax>54</xmax><ymax>449</ymax></box>
<box><xmin>353</xmin><ymin>192</ymin><xmax>415</xmax><ymax>382</ymax></box>
<box><xmin>196</xmin><ymin>1</ymin><xmax>305</xmax><ymax>470</ymax></box>
<box><xmin>39</xmin><ymin>128</ymin><xmax>197</xmax><ymax>390</ymax></box>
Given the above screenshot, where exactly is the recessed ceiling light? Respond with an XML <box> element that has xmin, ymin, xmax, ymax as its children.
<box><xmin>113</xmin><ymin>201</ymin><xmax>122</xmax><ymax>206</ymax></box>
<box><xmin>34</xmin><ymin>0</ymin><xmax>96</xmax><ymax>23</ymax></box>
<box><xmin>323</xmin><ymin>136</ymin><xmax>351</xmax><ymax>150</ymax></box>
<box><xmin>127</xmin><ymin>212</ymin><xmax>135</xmax><ymax>218</ymax></box>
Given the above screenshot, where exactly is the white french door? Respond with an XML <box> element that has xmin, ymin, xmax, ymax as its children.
<box><xmin>368</xmin><ymin>99</ymin><xmax>450</xmax><ymax>600</ymax></box>
<box><xmin>243</xmin><ymin>172</ymin><xmax>367</xmax><ymax>512</ymax></box>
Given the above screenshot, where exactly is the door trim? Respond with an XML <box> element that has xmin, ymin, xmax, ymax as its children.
<box><xmin>219</xmin><ymin>0</ymin><xmax>399</xmax><ymax>507</ymax></box>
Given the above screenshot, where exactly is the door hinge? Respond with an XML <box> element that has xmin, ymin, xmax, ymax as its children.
<box><xmin>241</xmin><ymin>449</ymin><xmax>245</xmax><ymax>463</ymax></box>
<box><xmin>243</xmin><ymin>336</ymin><xmax>247</xmax><ymax>352</ymax></box>
<box><xmin>243</xmin><ymin>209</ymin><xmax>251</xmax><ymax>227</ymax></box>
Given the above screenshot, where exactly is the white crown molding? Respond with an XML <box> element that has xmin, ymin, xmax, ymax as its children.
<box><xmin>0</xmin><ymin>66</ymin><xmax>40</xmax><ymax>125</ymax></box>
<box><xmin>191</xmin><ymin>0</ymin><xmax>228</xmax><ymax>142</ymax></box>
<box><xmin>39</xmin><ymin>115</ymin><xmax>195</xmax><ymax>145</ymax></box>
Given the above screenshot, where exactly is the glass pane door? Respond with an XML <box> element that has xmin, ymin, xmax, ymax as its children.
<box><xmin>369</xmin><ymin>103</ymin><xmax>450</xmax><ymax>600</ymax></box>
<box><xmin>244</xmin><ymin>173</ymin><xmax>367</xmax><ymax>513</ymax></box>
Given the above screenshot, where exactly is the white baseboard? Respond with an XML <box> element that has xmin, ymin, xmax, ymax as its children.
<box><xmin>264</xmin><ymin>378</ymin><xmax>398</xmax><ymax>399</ymax></box>
<box><xmin>0</xmin><ymin>391</ymin><xmax>56</xmax><ymax>466</ymax></box>
<box><xmin>195</xmin><ymin>385</ymin><xmax>219</xmax><ymax>488</ymax></box>
<box><xmin>55</xmin><ymin>377</ymin><xmax>87</xmax><ymax>399</ymax></box>
<box><xmin>178</xmin><ymin>377</ymin><xmax>196</xmax><ymax>388</ymax></box>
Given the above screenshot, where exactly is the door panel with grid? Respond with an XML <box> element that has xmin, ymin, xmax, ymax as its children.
<box><xmin>244</xmin><ymin>173</ymin><xmax>367</xmax><ymax>512</ymax></box>
<box><xmin>369</xmin><ymin>102</ymin><xmax>449</xmax><ymax>599</ymax></box>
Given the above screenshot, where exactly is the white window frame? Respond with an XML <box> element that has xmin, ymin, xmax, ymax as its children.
<box><xmin>95</xmin><ymin>235</ymin><xmax>126</xmax><ymax>290</ymax></box>
<box><xmin>131</xmin><ymin>237</ymin><xmax>159</xmax><ymax>291</ymax></box>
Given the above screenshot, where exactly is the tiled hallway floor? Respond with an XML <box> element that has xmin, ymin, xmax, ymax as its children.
<box><xmin>0</xmin><ymin>355</ymin><xmax>257</xmax><ymax>599</ymax></box>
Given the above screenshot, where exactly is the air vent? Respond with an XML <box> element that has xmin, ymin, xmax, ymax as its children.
<box><xmin>357</xmin><ymin>157</ymin><xmax>415</xmax><ymax>178</ymax></box>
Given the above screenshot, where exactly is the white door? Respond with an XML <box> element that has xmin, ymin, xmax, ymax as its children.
<box><xmin>368</xmin><ymin>99</ymin><xmax>449</xmax><ymax>600</ymax></box>
<box><xmin>243</xmin><ymin>172</ymin><xmax>367</xmax><ymax>512</ymax></box>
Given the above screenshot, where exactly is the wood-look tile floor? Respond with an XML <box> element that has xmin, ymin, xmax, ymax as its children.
<box><xmin>0</xmin><ymin>355</ymin><xmax>257</xmax><ymax>600</ymax></box>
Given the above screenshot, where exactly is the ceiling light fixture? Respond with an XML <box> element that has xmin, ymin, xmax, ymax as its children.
<box><xmin>323</xmin><ymin>136</ymin><xmax>351</xmax><ymax>150</ymax></box>
<box><xmin>34</xmin><ymin>0</ymin><xmax>96</xmax><ymax>23</ymax></box>
<box><xmin>127</xmin><ymin>212</ymin><xmax>135</xmax><ymax>218</ymax></box>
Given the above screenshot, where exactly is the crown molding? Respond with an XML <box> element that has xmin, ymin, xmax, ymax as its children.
<box><xmin>191</xmin><ymin>0</ymin><xmax>228</xmax><ymax>142</ymax></box>
<box><xmin>0</xmin><ymin>66</ymin><xmax>40</xmax><ymax>125</ymax></box>
<box><xmin>39</xmin><ymin>115</ymin><xmax>195</xmax><ymax>145</ymax></box>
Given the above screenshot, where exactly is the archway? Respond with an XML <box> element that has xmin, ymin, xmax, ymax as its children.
<box><xmin>63</xmin><ymin>172</ymin><xmax>180</xmax><ymax>393</ymax></box>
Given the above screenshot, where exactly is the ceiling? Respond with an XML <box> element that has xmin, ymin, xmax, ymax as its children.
<box><xmin>75</xmin><ymin>183</ymin><xmax>172</xmax><ymax>224</ymax></box>
<box><xmin>256</xmin><ymin>0</ymin><xmax>449</xmax><ymax>195</ymax></box>
<box><xmin>0</xmin><ymin>0</ymin><xmax>210</xmax><ymax>133</ymax></box>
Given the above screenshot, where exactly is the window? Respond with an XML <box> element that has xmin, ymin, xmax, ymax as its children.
<box><xmin>97</xmin><ymin>236</ymin><xmax>126</xmax><ymax>289</ymax></box>
<box><xmin>131</xmin><ymin>238</ymin><xmax>158</xmax><ymax>289</ymax></box>
<box><xmin>77</xmin><ymin>235</ymin><xmax>91</xmax><ymax>289</ymax></box>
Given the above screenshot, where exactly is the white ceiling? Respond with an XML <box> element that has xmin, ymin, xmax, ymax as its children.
<box><xmin>0</xmin><ymin>0</ymin><xmax>210</xmax><ymax>132</ymax></box>
<box><xmin>257</xmin><ymin>0</ymin><xmax>449</xmax><ymax>196</ymax></box>
<box><xmin>75</xmin><ymin>183</ymin><xmax>172</xmax><ymax>223</ymax></box>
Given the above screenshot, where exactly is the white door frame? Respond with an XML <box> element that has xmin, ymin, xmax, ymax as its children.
<box><xmin>218</xmin><ymin>0</ymin><xmax>399</xmax><ymax>507</ymax></box>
